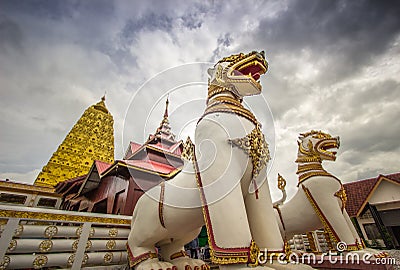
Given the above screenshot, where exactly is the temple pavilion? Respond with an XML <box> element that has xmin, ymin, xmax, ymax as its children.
<box><xmin>55</xmin><ymin>98</ymin><xmax>184</xmax><ymax>215</ymax></box>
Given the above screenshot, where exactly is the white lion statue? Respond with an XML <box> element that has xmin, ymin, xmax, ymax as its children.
<box><xmin>126</xmin><ymin>52</ymin><xmax>313</xmax><ymax>270</ymax></box>
<box><xmin>273</xmin><ymin>131</ymin><xmax>388</xmax><ymax>258</ymax></box>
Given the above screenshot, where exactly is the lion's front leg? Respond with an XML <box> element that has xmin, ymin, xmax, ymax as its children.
<box><xmin>194</xmin><ymin>117</ymin><xmax>262</xmax><ymax>267</ymax></box>
<box><xmin>245</xmin><ymin>178</ymin><xmax>285</xmax><ymax>252</ymax></box>
<box><xmin>127</xmin><ymin>190</ymin><xmax>173</xmax><ymax>270</ymax></box>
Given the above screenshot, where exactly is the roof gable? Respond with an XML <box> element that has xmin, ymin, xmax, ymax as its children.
<box><xmin>77</xmin><ymin>160</ymin><xmax>112</xmax><ymax>195</ymax></box>
<box><xmin>369</xmin><ymin>178</ymin><xmax>400</xmax><ymax>205</ymax></box>
<box><xmin>344</xmin><ymin>172</ymin><xmax>400</xmax><ymax>217</ymax></box>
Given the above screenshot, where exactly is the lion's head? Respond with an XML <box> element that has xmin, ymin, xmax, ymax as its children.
<box><xmin>296</xmin><ymin>130</ymin><xmax>340</xmax><ymax>162</ymax></box>
<box><xmin>208</xmin><ymin>51</ymin><xmax>268</xmax><ymax>98</ymax></box>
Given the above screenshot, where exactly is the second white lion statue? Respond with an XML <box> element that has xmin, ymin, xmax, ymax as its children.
<box><xmin>273</xmin><ymin>131</ymin><xmax>388</xmax><ymax>258</ymax></box>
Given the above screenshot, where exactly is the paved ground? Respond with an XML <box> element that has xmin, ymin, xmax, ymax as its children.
<box><xmin>384</xmin><ymin>250</ymin><xmax>400</xmax><ymax>270</ymax></box>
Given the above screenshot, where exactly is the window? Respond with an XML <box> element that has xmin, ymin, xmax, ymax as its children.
<box><xmin>363</xmin><ymin>223</ymin><xmax>382</xmax><ymax>239</ymax></box>
<box><xmin>37</xmin><ymin>198</ymin><xmax>57</xmax><ymax>208</ymax></box>
<box><xmin>0</xmin><ymin>193</ymin><xmax>27</xmax><ymax>205</ymax></box>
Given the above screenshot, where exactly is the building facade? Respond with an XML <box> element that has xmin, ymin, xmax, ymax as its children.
<box><xmin>0</xmin><ymin>180</ymin><xmax>62</xmax><ymax>209</ymax></box>
<box><xmin>344</xmin><ymin>173</ymin><xmax>400</xmax><ymax>249</ymax></box>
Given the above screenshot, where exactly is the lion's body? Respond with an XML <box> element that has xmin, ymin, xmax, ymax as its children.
<box><xmin>277</xmin><ymin>175</ymin><xmax>358</xmax><ymax>242</ymax></box>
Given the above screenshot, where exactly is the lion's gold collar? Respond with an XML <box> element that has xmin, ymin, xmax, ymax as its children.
<box><xmin>201</xmin><ymin>95</ymin><xmax>258</xmax><ymax>126</ymax></box>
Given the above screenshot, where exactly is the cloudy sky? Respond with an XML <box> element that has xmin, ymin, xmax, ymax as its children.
<box><xmin>1</xmin><ymin>0</ymin><xmax>399</xmax><ymax>200</ymax></box>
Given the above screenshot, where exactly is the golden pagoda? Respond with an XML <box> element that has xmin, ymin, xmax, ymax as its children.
<box><xmin>34</xmin><ymin>96</ymin><xmax>114</xmax><ymax>187</ymax></box>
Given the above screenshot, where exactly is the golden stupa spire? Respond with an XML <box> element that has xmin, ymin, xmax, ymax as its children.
<box><xmin>34</xmin><ymin>97</ymin><xmax>115</xmax><ymax>187</ymax></box>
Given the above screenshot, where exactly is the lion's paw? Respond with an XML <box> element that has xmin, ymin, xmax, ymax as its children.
<box><xmin>135</xmin><ymin>258</ymin><xmax>176</xmax><ymax>270</ymax></box>
<box><xmin>170</xmin><ymin>258</ymin><xmax>209</xmax><ymax>270</ymax></box>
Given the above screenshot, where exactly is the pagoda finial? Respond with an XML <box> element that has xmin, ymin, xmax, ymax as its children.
<box><xmin>164</xmin><ymin>96</ymin><xmax>169</xmax><ymax>118</ymax></box>
<box><xmin>153</xmin><ymin>96</ymin><xmax>175</xmax><ymax>142</ymax></box>
<box><xmin>93</xmin><ymin>95</ymin><xmax>109</xmax><ymax>113</ymax></box>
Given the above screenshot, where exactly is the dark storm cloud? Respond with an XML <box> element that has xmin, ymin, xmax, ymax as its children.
<box><xmin>0</xmin><ymin>0</ymin><xmax>75</xmax><ymax>20</ymax></box>
<box><xmin>347</xmin><ymin>80</ymin><xmax>400</xmax><ymax>108</ymax></box>
<box><xmin>211</xmin><ymin>33</ymin><xmax>234</xmax><ymax>62</ymax></box>
<box><xmin>254</xmin><ymin>0</ymin><xmax>400</xmax><ymax>83</ymax></box>
<box><xmin>0</xmin><ymin>19</ymin><xmax>24</xmax><ymax>51</ymax></box>
<box><xmin>0</xmin><ymin>0</ymin><xmax>114</xmax><ymax>20</ymax></box>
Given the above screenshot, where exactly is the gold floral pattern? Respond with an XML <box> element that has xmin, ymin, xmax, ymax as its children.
<box><xmin>106</xmin><ymin>239</ymin><xmax>116</xmax><ymax>250</ymax></box>
<box><xmin>104</xmin><ymin>252</ymin><xmax>113</xmax><ymax>264</ymax></box>
<box><xmin>0</xmin><ymin>210</ymin><xmax>130</xmax><ymax>225</ymax></box>
<box><xmin>7</xmin><ymin>239</ymin><xmax>17</xmax><ymax>252</ymax></box>
<box><xmin>72</xmin><ymin>239</ymin><xmax>92</xmax><ymax>251</ymax></box>
<box><xmin>334</xmin><ymin>185</ymin><xmax>347</xmax><ymax>212</ymax></box>
<box><xmin>76</xmin><ymin>226</ymin><xmax>95</xmax><ymax>237</ymax></box>
<box><xmin>108</xmin><ymin>228</ymin><xmax>118</xmax><ymax>237</ymax></box>
<box><xmin>277</xmin><ymin>173</ymin><xmax>286</xmax><ymax>191</ymax></box>
<box><xmin>14</xmin><ymin>224</ymin><xmax>23</xmax><ymax>237</ymax></box>
<box><xmin>0</xmin><ymin>256</ymin><xmax>10</xmax><ymax>270</ymax></box>
<box><xmin>33</xmin><ymin>255</ymin><xmax>48</xmax><ymax>269</ymax></box>
<box><xmin>39</xmin><ymin>240</ymin><xmax>53</xmax><ymax>252</ymax></box>
<box><xmin>229</xmin><ymin>124</ymin><xmax>270</xmax><ymax>181</ymax></box>
<box><xmin>44</xmin><ymin>225</ymin><xmax>58</xmax><ymax>238</ymax></box>
<box><xmin>181</xmin><ymin>137</ymin><xmax>195</xmax><ymax>161</ymax></box>
<box><xmin>67</xmin><ymin>254</ymin><xmax>75</xmax><ymax>266</ymax></box>
<box><xmin>68</xmin><ymin>254</ymin><xmax>89</xmax><ymax>266</ymax></box>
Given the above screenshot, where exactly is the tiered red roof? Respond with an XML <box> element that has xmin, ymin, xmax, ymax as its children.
<box><xmin>124</xmin><ymin>160</ymin><xmax>178</xmax><ymax>175</ymax></box>
<box><xmin>344</xmin><ymin>172</ymin><xmax>400</xmax><ymax>217</ymax></box>
<box><xmin>56</xmin><ymin>97</ymin><xmax>184</xmax><ymax>199</ymax></box>
<box><xmin>94</xmin><ymin>160</ymin><xmax>111</xmax><ymax>175</ymax></box>
<box><xmin>55</xmin><ymin>175</ymin><xmax>86</xmax><ymax>195</ymax></box>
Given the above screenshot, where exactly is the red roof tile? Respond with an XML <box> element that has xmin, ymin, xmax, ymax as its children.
<box><xmin>384</xmin><ymin>172</ymin><xmax>400</xmax><ymax>183</ymax></box>
<box><xmin>94</xmin><ymin>160</ymin><xmax>111</xmax><ymax>175</ymax></box>
<box><xmin>55</xmin><ymin>175</ymin><xmax>86</xmax><ymax>194</ymax></box>
<box><xmin>344</xmin><ymin>177</ymin><xmax>377</xmax><ymax>217</ymax></box>
<box><xmin>130</xmin><ymin>142</ymin><xmax>141</xmax><ymax>154</ymax></box>
<box><xmin>344</xmin><ymin>172</ymin><xmax>400</xmax><ymax>217</ymax></box>
<box><xmin>123</xmin><ymin>159</ymin><xmax>178</xmax><ymax>175</ymax></box>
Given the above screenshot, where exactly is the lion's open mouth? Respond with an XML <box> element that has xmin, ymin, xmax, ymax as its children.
<box><xmin>235</xmin><ymin>60</ymin><xmax>267</xmax><ymax>82</ymax></box>
<box><xmin>228</xmin><ymin>52</ymin><xmax>268</xmax><ymax>88</ymax></box>
<box><xmin>318</xmin><ymin>139</ymin><xmax>339</xmax><ymax>160</ymax></box>
<box><xmin>233</xmin><ymin>57</ymin><xmax>267</xmax><ymax>83</ymax></box>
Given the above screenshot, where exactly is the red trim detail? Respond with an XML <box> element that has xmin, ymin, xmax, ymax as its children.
<box><xmin>159</xmin><ymin>181</ymin><xmax>166</xmax><ymax>228</ymax></box>
<box><xmin>192</xmin><ymin>146</ymin><xmax>255</xmax><ymax>264</ymax></box>
<box><xmin>126</xmin><ymin>244</ymin><xmax>158</xmax><ymax>267</ymax></box>
<box><xmin>95</xmin><ymin>160</ymin><xmax>112</xmax><ymax>175</ymax></box>
<box><xmin>273</xmin><ymin>206</ymin><xmax>286</xmax><ymax>231</ymax></box>
<box><xmin>253</xmin><ymin>181</ymin><xmax>259</xmax><ymax>199</ymax></box>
